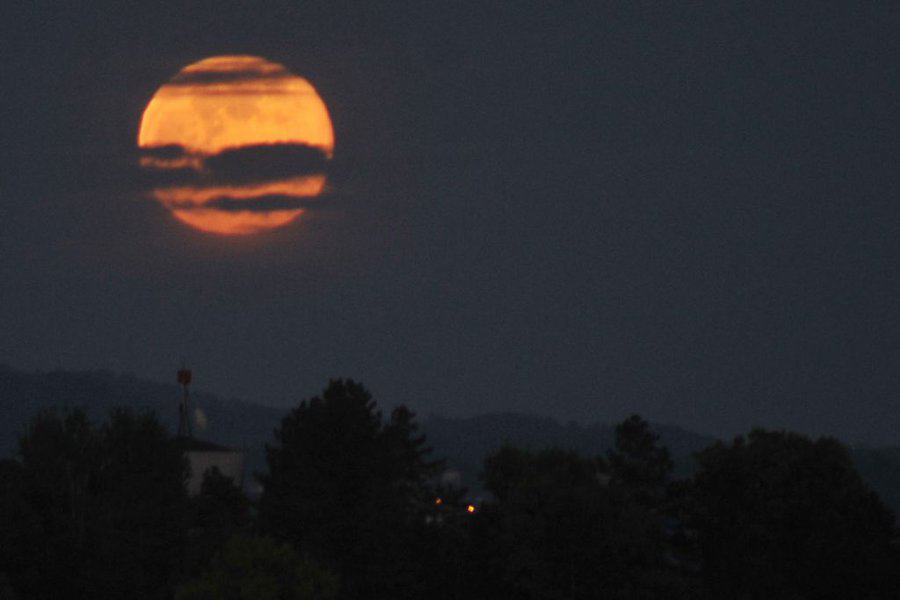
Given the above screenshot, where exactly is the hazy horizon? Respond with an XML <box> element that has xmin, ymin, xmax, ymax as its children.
<box><xmin>2</xmin><ymin>361</ymin><xmax>896</xmax><ymax>447</ymax></box>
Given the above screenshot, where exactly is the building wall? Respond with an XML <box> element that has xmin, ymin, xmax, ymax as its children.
<box><xmin>186</xmin><ymin>450</ymin><xmax>245</xmax><ymax>496</ymax></box>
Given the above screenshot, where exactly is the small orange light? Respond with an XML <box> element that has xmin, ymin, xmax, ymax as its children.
<box><xmin>467</xmin><ymin>504</ymin><xmax>476</xmax><ymax>514</ymax></box>
<box><xmin>435</xmin><ymin>498</ymin><xmax>443</xmax><ymax>505</ymax></box>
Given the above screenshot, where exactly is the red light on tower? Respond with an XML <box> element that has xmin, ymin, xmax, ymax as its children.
<box><xmin>177</xmin><ymin>369</ymin><xmax>192</xmax><ymax>386</ymax></box>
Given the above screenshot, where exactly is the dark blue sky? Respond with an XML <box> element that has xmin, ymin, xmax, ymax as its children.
<box><xmin>1</xmin><ymin>2</ymin><xmax>898</xmax><ymax>443</ymax></box>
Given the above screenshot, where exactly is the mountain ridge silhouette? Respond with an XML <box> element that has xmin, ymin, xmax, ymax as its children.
<box><xmin>3</xmin><ymin>363</ymin><xmax>899</xmax><ymax>512</ymax></box>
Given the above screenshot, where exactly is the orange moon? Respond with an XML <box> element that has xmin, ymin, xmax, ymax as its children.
<box><xmin>138</xmin><ymin>55</ymin><xmax>334</xmax><ymax>235</ymax></box>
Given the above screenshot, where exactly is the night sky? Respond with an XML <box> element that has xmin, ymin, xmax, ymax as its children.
<box><xmin>1</xmin><ymin>2</ymin><xmax>898</xmax><ymax>443</ymax></box>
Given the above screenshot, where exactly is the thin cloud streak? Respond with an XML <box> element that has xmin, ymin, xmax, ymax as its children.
<box><xmin>168</xmin><ymin>69</ymin><xmax>292</xmax><ymax>86</ymax></box>
<box><xmin>169</xmin><ymin>194</ymin><xmax>328</xmax><ymax>213</ymax></box>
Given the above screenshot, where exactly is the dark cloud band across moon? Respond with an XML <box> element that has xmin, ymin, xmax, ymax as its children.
<box><xmin>168</xmin><ymin>194</ymin><xmax>327</xmax><ymax>213</ymax></box>
<box><xmin>139</xmin><ymin>143</ymin><xmax>329</xmax><ymax>187</ymax></box>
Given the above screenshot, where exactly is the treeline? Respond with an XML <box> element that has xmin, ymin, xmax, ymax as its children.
<box><xmin>1</xmin><ymin>379</ymin><xmax>898</xmax><ymax>599</ymax></box>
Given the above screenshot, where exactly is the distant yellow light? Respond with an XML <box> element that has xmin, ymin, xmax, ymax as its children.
<box><xmin>434</xmin><ymin>497</ymin><xmax>443</xmax><ymax>505</ymax></box>
<box><xmin>466</xmin><ymin>504</ymin><xmax>476</xmax><ymax>514</ymax></box>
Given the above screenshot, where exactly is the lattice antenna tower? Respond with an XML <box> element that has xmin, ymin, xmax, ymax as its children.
<box><xmin>177</xmin><ymin>366</ymin><xmax>193</xmax><ymax>438</ymax></box>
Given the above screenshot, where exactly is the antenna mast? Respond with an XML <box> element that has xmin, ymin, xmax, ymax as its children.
<box><xmin>177</xmin><ymin>367</ymin><xmax>193</xmax><ymax>438</ymax></box>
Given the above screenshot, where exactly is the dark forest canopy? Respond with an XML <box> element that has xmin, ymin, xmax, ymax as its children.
<box><xmin>4</xmin><ymin>365</ymin><xmax>900</xmax><ymax>515</ymax></box>
<box><xmin>2</xmin><ymin>377</ymin><xmax>899</xmax><ymax>598</ymax></box>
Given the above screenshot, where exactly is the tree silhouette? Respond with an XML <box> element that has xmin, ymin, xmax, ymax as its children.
<box><xmin>184</xmin><ymin>467</ymin><xmax>252</xmax><ymax>580</ymax></box>
<box><xmin>477</xmin><ymin>442</ymin><xmax>695</xmax><ymax>599</ymax></box>
<box><xmin>0</xmin><ymin>408</ymin><xmax>189</xmax><ymax>600</ymax></box>
<box><xmin>689</xmin><ymin>429</ymin><xmax>899</xmax><ymax>599</ymax></box>
<box><xmin>257</xmin><ymin>379</ymin><xmax>442</xmax><ymax>600</ymax></box>
<box><xmin>607</xmin><ymin>414</ymin><xmax>673</xmax><ymax>508</ymax></box>
<box><xmin>0</xmin><ymin>458</ymin><xmax>40</xmax><ymax>596</ymax></box>
<box><xmin>176</xmin><ymin>535</ymin><xmax>337</xmax><ymax>600</ymax></box>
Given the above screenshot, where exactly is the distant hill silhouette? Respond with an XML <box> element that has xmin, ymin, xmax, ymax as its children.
<box><xmin>424</xmin><ymin>413</ymin><xmax>715</xmax><ymax>496</ymax></box>
<box><xmin>2</xmin><ymin>364</ymin><xmax>899</xmax><ymax>514</ymax></box>
<box><xmin>0</xmin><ymin>364</ymin><xmax>282</xmax><ymax>490</ymax></box>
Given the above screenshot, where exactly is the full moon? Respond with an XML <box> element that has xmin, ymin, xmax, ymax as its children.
<box><xmin>138</xmin><ymin>55</ymin><xmax>334</xmax><ymax>235</ymax></box>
